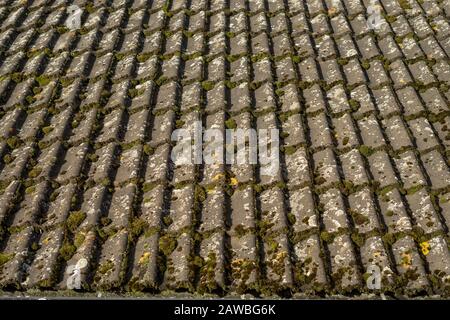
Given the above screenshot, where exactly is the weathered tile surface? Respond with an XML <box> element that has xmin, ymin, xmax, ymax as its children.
<box><xmin>0</xmin><ymin>0</ymin><xmax>449</xmax><ymax>298</ymax></box>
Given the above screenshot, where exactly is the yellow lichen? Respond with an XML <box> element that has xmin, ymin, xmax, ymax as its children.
<box><xmin>212</xmin><ymin>173</ymin><xmax>225</xmax><ymax>182</ymax></box>
<box><xmin>230</xmin><ymin>177</ymin><xmax>238</xmax><ymax>186</ymax></box>
<box><xmin>401</xmin><ymin>252</ymin><xmax>412</xmax><ymax>268</ymax></box>
<box><xmin>420</xmin><ymin>241</ymin><xmax>430</xmax><ymax>255</ymax></box>
<box><xmin>139</xmin><ymin>252</ymin><xmax>151</xmax><ymax>265</ymax></box>
<box><xmin>328</xmin><ymin>7</ymin><xmax>337</xmax><ymax>15</ymax></box>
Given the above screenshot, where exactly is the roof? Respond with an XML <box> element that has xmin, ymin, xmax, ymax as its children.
<box><xmin>0</xmin><ymin>0</ymin><xmax>449</xmax><ymax>298</ymax></box>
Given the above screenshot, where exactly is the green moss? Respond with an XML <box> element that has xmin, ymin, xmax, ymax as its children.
<box><xmin>48</xmin><ymin>191</ymin><xmax>59</xmax><ymax>202</ymax></box>
<box><xmin>8</xmin><ymin>225</ymin><xmax>26</xmax><ymax>234</ymax></box>
<box><xmin>351</xmin><ymin>233</ymin><xmax>365</xmax><ymax>247</ymax></box>
<box><xmin>278</xmin><ymin>113</ymin><xmax>289</xmax><ymax>122</ymax></box>
<box><xmin>0</xmin><ymin>253</ymin><xmax>13</xmax><ymax>266</ymax></box>
<box><xmin>253</xmin><ymin>184</ymin><xmax>263</xmax><ymax>193</ymax></box>
<box><xmin>3</xmin><ymin>154</ymin><xmax>14</xmax><ymax>164</ymax></box>
<box><xmin>24</xmin><ymin>179</ymin><xmax>33</xmax><ymax>188</ymax></box>
<box><xmin>137</xmin><ymin>52</ymin><xmax>151</xmax><ymax>62</ymax></box>
<box><xmin>159</xmin><ymin>234</ymin><xmax>177</xmax><ymax>256</ymax></box>
<box><xmin>144</xmin><ymin>226</ymin><xmax>159</xmax><ymax>238</ymax></box>
<box><xmin>74</xmin><ymin>233</ymin><xmax>86</xmax><ymax>248</ymax></box>
<box><xmin>287</xmin><ymin>213</ymin><xmax>296</xmax><ymax>225</ymax></box>
<box><xmin>276</xmin><ymin>181</ymin><xmax>286</xmax><ymax>189</ymax></box>
<box><xmin>87</xmin><ymin>153</ymin><xmax>98</xmax><ymax>162</ymax></box>
<box><xmin>361</xmin><ymin>60</ymin><xmax>371</xmax><ymax>70</ymax></box>
<box><xmin>226</xmin><ymin>31</ymin><xmax>235</xmax><ymax>38</ymax></box>
<box><xmin>225</xmin><ymin>118</ymin><xmax>237</xmax><ymax>129</ymax></box>
<box><xmin>71</xmin><ymin>119</ymin><xmax>80</xmax><ymax>128</ymax></box>
<box><xmin>163</xmin><ymin>10</ymin><xmax>174</xmax><ymax>18</ymax></box>
<box><xmin>201</xmin><ymin>81</ymin><xmax>215</xmax><ymax>91</ymax></box>
<box><xmin>234</xmin><ymin>224</ymin><xmax>250</xmax><ymax>237</ymax></box>
<box><xmin>226</xmin><ymin>54</ymin><xmax>240</xmax><ymax>63</ymax></box>
<box><xmin>25</xmin><ymin>186</ymin><xmax>36</xmax><ymax>194</ymax></box>
<box><xmin>348</xmin><ymin>99</ymin><xmax>360</xmax><ymax>111</ymax></box>
<box><xmin>130</xmin><ymin>218</ymin><xmax>148</xmax><ymax>239</ymax></box>
<box><xmin>128</xmin><ymin>88</ymin><xmax>142</xmax><ymax>98</ymax></box>
<box><xmin>100</xmin><ymin>177</ymin><xmax>111</xmax><ymax>187</ymax></box>
<box><xmin>98</xmin><ymin>226</ymin><xmax>118</xmax><ymax>241</ymax></box>
<box><xmin>224</xmin><ymin>79</ymin><xmax>237</xmax><ymax>89</ymax></box>
<box><xmin>182</xmin><ymin>30</ymin><xmax>194</xmax><ymax>38</ymax></box>
<box><xmin>98</xmin><ymin>260</ymin><xmax>114</xmax><ymax>274</ymax></box>
<box><xmin>268</xmin><ymin>239</ymin><xmax>279</xmax><ymax>252</ymax></box>
<box><xmin>10</xmin><ymin>73</ymin><xmax>23</xmax><ymax>83</ymax></box>
<box><xmin>385</xmin><ymin>15</ymin><xmax>397</xmax><ymax>23</ymax></box>
<box><xmin>193</xmin><ymin>255</ymin><xmax>204</xmax><ymax>268</ymax></box>
<box><xmin>100</xmin><ymin>217</ymin><xmax>112</xmax><ymax>226</ymax></box>
<box><xmin>194</xmin><ymin>185</ymin><xmax>207</xmax><ymax>203</ymax></box>
<box><xmin>337</xmin><ymin>57</ymin><xmax>349</xmax><ymax>65</ymax></box>
<box><xmin>382</xmin><ymin>233</ymin><xmax>398</xmax><ymax>246</ymax></box>
<box><xmin>155</xmin><ymin>76</ymin><xmax>167</xmax><ymax>86</ymax></box>
<box><xmin>342</xmin><ymin>136</ymin><xmax>350</xmax><ymax>146</ymax></box>
<box><xmin>411</xmin><ymin>226</ymin><xmax>425</xmax><ymax>240</ymax></box>
<box><xmin>362</xmin><ymin>272</ymin><xmax>371</xmax><ymax>283</ymax></box>
<box><xmin>377</xmin><ymin>185</ymin><xmax>395</xmax><ymax>197</ymax></box>
<box><xmin>398</xmin><ymin>0</ymin><xmax>412</xmax><ymax>10</ymax></box>
<box><xmin>407</xmin><ymin>185</ymin><xmax>422</xmax><ymax>195</ymax></box>
<box><xmin>60</xmin><ymin>78</ymin><xmax>74</xmax><ymax>87</ymax></box>
<box><xmin>315</xmin><ymin>176</ymin><xmax>326</xmax><ymax>185</ymax></box>
<box><xmin>6</xmin><ymin>136</ymin><xmax>21</xmax><ymax>149</ymax></box>
<box><xmin>251</xmin><ymin>52</ymin><xmax>269</xmax><ymax>62</ymax></box>
<box><xmin>143</xmin><ymin>182</ymin><xmax>157</xmax><ymax>193</ymax></box>
<box><xmin>351</xmin><ymin>210</ymin><xmax>369</xmax><ymax>226</ymax></box>
<box><xmin>198</xmin><ymin>252</ymin><xmax>218</xmax><ymax>292</ymax></box>
<box><xmin>38</xmin><ymin>141</ymin><xmax>50</xmax><ymax>150</ymax></box>
<box><xmin>115</xmin><ymin>52</ymin><xmax>125</xmax><ymax>60</ymax></box>
<box><xmin>85</xmin><ymin>3</ymin><xmax>95</xmax><ymax>13</ymax></box>
<box><xmin>143</xmin><ymin>144</ymin><xmax>154</xmax><ymax>155</ymax></box>
<box><xmin>29</xmin><ymin>167</ymin><xmax>42</xmax><ymax>178</ymax></box>
<box><xmin>320</xmin><ymin>231</ymin><xmax>334</xmax><ymax>243</ymax></box>
<box><xmin>36</xmin><ymin>75</ymin><xmax>51</xmax><ymax>87</ymax></box>
<box><xmin>291</xmin><ymin>55</ymin><xmax>301</xmax><ymax>63</ymax></box>
<box><xmin>67</xmin><ymin>211</ymin><xmax>86</xmax><ymax>233</ymax></box>
<box><xmin>283</xmin><ymin>145</ymin><xmax>297</xmax><ymax>155</ymax></box>
<box><xmin>33</xmin><ymin>86</ymin><xmax>42</xmax><ymax>95</ymax></box>
<box><xmin>56</xmin><ymin>26</ymin><xmax>69</xmax><ymax>34</ymax></box>
<box><xmin>59</xmin><ymin>243</ymin><xmax>76</xmax><ymax>261</ymax></box>
<box><xmin>163</xmin><ymin>216</ymin><xmax>173</xmax><ymax>226</ymax></box>
<box><xmin>175</xmin><ymin>120</ymin><xmax>185</xmax><ymax>128</ymax></box>
<box><xmin>183</xmin><ymin>52</ymin><xmax>202</xmax><ymax>61</ymax></box>
<box><xmin>425</xmin><ymin>221</ymin><xmax>434</xmax><ymax>228</ymax></box>
<box><xmin>359</xmin><ymin>145</ymin><xmax>375</xmax><ymax>157</ymax></box>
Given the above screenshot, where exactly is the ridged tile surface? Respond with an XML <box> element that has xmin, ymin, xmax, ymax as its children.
<box><xmin>0</xmin><ymin>0</ymin><xmax>449</xmax><ymax>297</ymax></box>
